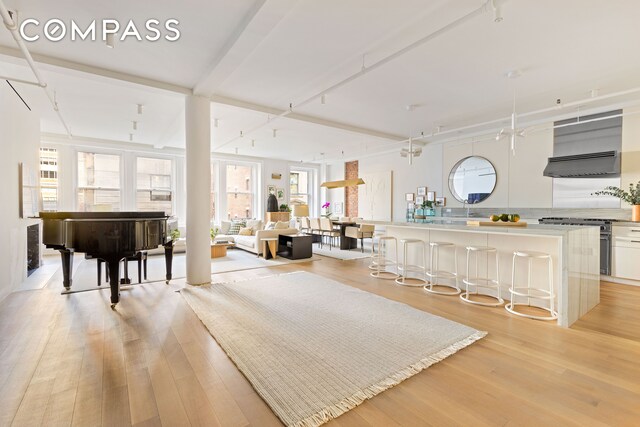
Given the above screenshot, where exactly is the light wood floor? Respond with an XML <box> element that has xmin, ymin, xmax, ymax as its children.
<box><xmin>1</xmin><ymin>254</ymin><xmax>640</xmax><ymax>427</ymax></box>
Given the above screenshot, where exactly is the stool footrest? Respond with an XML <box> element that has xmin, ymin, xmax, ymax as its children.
<box><xmin>426</xmin><ymin>270</ymin><xmax>457</xmax><ymax>279</ymax></box>
<box><xmin>395</xmin><ymin>277</ymin><xmax>427</xmax><ymax>287</ymax></box>
<box><xmin>509</xmin><ymin>286</ymin><xmax>555</xmax><ymax>300</ymax></box>
<box><xmin>463</xmin><ymin>278</ymin><xmax>500</xmax><ymax>289</ymax></box>
<box><xmin>460</xmin><ymin>292</ymin><xmax>504</xmax><ymax>307</ymax></box>
<box><xmin>424</xmin><ymin>283</ymin><xmax>461</xmax><ymax>296</ymax></box>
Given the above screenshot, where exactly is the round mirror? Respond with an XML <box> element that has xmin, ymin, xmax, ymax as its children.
<box><xmin>448</xmin><ymin>156</ymin><xmax>497</xmax><ymax>204</ymax></box>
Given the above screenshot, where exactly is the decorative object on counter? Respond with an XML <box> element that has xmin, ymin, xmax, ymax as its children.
<box><xmin>405</xmin><ymin>192</ymin><xmax>415</xmax><ymax>202</ymax></box>
<box><xmin>426</xmin><ymin>191</ymin><xmax>435</xmax><ymax>202</ymax></box>
<box><xmin>593</xmin><ymin>181</ymin><xmax>640</xmax><ymax>222</ymax></box>
<box><xmin>421</xmin><ymin>200</ymin><xmax>435</xmax><ymax>216</ymax></box>
<box><xmin>467</xmin><ymin>220</ymin><xmax>527</xmax><ymax>227</ymax></box>
<box><xmin>415</xmin><ymin>195</ymin><xmax>424</xmax><ymax>205</ymax></box>
<box><xmin>448</xmin><ymin>156</ymin><xmax>496</xmax><ymax>204</ymax></box>
<box><xmin>279</xmin><ymin>204</ymin><xmax>291</xmax><ymax>212</ymax></box>
<box><xmin>267</xmin><ymin>193</ymin><xmax>278</xmax><ymax>212</ymax></box>
<box><xmin>417</xmin><ymin>186</ymin><xmax>427</xmax><ymax>196</ymax></box>
<box><xmin>435</xmin><ymin>197</ymin><xmax>446</xmax><ymax>207</ymax></box>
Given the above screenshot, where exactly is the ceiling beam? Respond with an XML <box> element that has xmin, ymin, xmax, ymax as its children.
<box><xmin>0</xmin><ymin>45</ymin><xmax>192</xmax><ymax>95</ymax></box>
<box><xmin>194</xmin><ymin>0</ymin><xmax>299</xmax><ymax>97</ymax></box>
<box><xmin>211</xmin><ymin>94</ymin><xmax>405</xmax><ymax>148</ymax></box>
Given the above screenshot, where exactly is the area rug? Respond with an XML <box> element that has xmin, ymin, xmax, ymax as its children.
<box><xmin>181</xmin><ymin>271</ymin><xmax>486</xmax><ymax>427</ymax></box>
<box><xmin>312</xmin><ymin>243</ymin><xmax>371</xmax><ymax>260</ymax></box>
<box><xmin>60</xmin><ymin>250</ymin><xmax>320</xmax><ymax>294</ymax></box>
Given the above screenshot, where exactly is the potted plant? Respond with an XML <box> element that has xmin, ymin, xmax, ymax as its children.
<box><xmin>593</xmin><ymin>181</ymin><xmax>640</xmax><ymax>221</ymax></box>
<box><xmin>421</xmin><ymin>200</ymin><xmax>435</xmax><ymax>216</ymax></box>
<box><xmin>279</xmin><ymin>204</ymin><xmax>290</xmax><ymax>212</ymax></box>
<box><xmin>170</xmin><ymin>228</ymin><xmax>180</xmax><ymax>241</ymax></box>
<box><xmin>210</xmin><ymin>226</ymin><xmax>219</xmax><ymax>241</ymax></box>
<box><xmin>321</xmin><ymin>202</ymin><xmax>331</xmax><ymax>218</ymax></box>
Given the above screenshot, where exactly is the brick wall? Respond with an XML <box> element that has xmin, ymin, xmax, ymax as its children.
<box><xmin>345</xmin><ymin>160</ymin><xmax>358</xmax><ymax>217</ymax></box>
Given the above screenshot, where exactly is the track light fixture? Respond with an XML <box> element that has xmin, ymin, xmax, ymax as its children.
<box><xmin>321</xmin><ymin>94</ymin><xmax>326</xmax><ymax>105</ymax></box>
<box><xmin>213</xmin><ymin>118</ymin><xmax>219</xmax><ymax>128</ymax></box>
<box><xmin>129</xmin><ymin>133</ymin><xmax>133</xmax><ymax>142</ymax></box>
<box><xmin>137</xmin><ymin>104</ymin><xmax>144</xmax><ymax>115</ymax></box>
<box><xmin>272</xmin><ymin>129</ymin><xmax>277</xmax><ymax>138</ymax></box>
<box><xmin>251</xmin><ymin>139</ymin><xmax>255</xmax><ymax>147</ymax></box>
<box><xmin>132</xmin><ymin>121</ymin><xmax>137</xmax><ymax>131</ymax></box>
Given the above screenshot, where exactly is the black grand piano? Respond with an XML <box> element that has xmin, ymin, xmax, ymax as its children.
<box><xmin>40</xmin><ymin>211</ymin><xmax>176</xmax><ymax>308</ymax></box>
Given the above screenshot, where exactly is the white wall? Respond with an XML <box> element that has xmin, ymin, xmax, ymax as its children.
<box><xmin>353</xmin><ymin>110</ymin><xmax>639</xmax><ymax>219</ymax></box>
<box><xmin>0</xmin><ymin>83</ymin><xmax>41</xmax><ymax>301</ymax></box>
<box><xmin>358</xmin><ymin>143</ymin><xmax>443</xmax><ymax>222</ymax></box>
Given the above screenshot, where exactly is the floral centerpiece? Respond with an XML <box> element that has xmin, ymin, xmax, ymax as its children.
<box><xmin>321</xmin><ymin>202</ymin><xmax>331</xmax><ymax>218</ymax></box>
<box><xmin>210</xmin><ymin>226</ymin><xmax>219</xmax><ymax>241</ymax></box>
<box><xmin>593</xmin><ymin>181</ymin><xmax>640</xmax><ymax>222</ymax></box>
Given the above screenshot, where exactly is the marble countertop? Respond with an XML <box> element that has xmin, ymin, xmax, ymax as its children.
<box><xmin>361</xmin><ymin>219</ymin><xmax>591</xmax><ymax>237</ymax></box>
<box><xmin>612</xmin><ymin>221</ymin><xmax>640</xmax><ymax>227</ymax></box>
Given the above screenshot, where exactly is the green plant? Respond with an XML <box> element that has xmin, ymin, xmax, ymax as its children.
<box><xmin>170</xmin><ymin>228</ymin><xmax>180</xmax><ymax>241</ymax></box>
<box><xmin>279</xmin><ymin>204</ymin><xmax>290</xmax><ymax>212</ymax></box>
<box><xmin>210</xmin><ymin>226</ymin><xmax>219</xmax><ymax>240</ymax></box>
<box><xmin>420</xmin><ymin>200</ymin><xmax>433</xmax><ymax>210</ymax></box>
<box><xmin>593</xmin><ymin>182</ymin><xmax>640</xmax><ymax>205</ymax></box>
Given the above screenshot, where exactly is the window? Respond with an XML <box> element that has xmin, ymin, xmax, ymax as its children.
<box><xmin>39</xmin><ymin>147</ymin><xmax>58</xmax><ymax>211</ymax></box>
<box><xmin>77</xmin><ymin>151</ymin><xmax>121</xmax><ymax>211</ymax></box>
<box><xmin>290</xmin><ymin>169</ymin><xmax>310</xmax><ymax>206</ymax></box>
<box><xmin>136</xmin><ymin>157</ymin><xmax>173</xmax><ymax>214</ymax></box>
<box><xmin>226</xmin><ymin>163</ymin><xmax>253</xmax><ymax>219</ymax></box>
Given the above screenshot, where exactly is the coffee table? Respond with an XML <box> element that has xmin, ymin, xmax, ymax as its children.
<box><xmin>210</xmin><ymin>242</ymin><xmax>235</xmax><ymax>258</ymax></box>
<box><xmin>261</xmin><ymin>237</ymin><xmax>279</xmax><ymax>260</ymax></box>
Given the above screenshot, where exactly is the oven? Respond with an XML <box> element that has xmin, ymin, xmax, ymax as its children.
<box><xmin>539</xmin><ymin>217</ymin><xmax>612</xmax><ymax>275</ymax></box>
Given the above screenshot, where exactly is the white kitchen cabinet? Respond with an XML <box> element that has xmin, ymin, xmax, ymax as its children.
<box><xmin>611</xmin><ymin>225</ymin><xmax>640</xmax><ymax>280</ymax></box>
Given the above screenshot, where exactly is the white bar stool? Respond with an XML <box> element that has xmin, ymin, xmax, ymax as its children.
<box><xmin>424</xmin><ymin>242</ymin><xmax>460</xmax><ymax>295</ymax></box>
<box><xmin>460</xmin><ymin>246</ymin><xmax>504</xmax><ymax>306</ymax></box>
<box><xmin>370</xmin><ymin>236</ymin><xmax>399</xmax><ymax>280</ymax></box>
<box><xmin>395</xmin><ymin>239</ymin><xmax>427</xmax><ymax>287</ymax></box>
<box><xmin>505</xmin><ymin>250</ymin><xmax>557</xmax><ymax>321</ymax></box>
<box><xmin>368</xmin><ymin>230</ymin><xmax>386</xmax><ymax>270</ymax></box>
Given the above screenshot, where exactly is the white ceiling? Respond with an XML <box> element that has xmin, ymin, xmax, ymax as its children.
<box><xmin>2</xmin><ymin>0</ymin><xmax>640</xmax><ymax>162</ymax></box>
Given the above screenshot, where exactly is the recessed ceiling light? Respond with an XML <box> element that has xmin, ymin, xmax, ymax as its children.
<box><xmin>505</xmin><ymin>69</ymin><xmax>521</xmax><ymax>79</ymax></box>
<box><xmin>491</xmin><ymin>0</ymin><xmax>503</xmax><ymax>23</ymax></box>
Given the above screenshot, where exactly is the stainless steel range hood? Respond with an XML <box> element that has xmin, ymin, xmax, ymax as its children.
<box><xmin>543</xmin><ymin>110</ymin><xmax>622</xmax><ymax>178</ymax></box>
<box><xmin>543</xmin><ymin>150</ymin><xmax>620</xmax><ymax>178</ymax></box>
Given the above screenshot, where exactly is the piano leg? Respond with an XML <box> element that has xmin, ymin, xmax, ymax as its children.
<box><xmin>59</xmin><ymin>249</ymin><xmax>74</xmax><ymax>290</ymax></box>
<box><xmin>107</xmin><ymin>257</ymin><xmax>121</xmax><ymax>309</ymax></box>
<box><xmin>164</xmin><ymin>242</ymin><xmax>174</xmax><ymax>284</ymax></box>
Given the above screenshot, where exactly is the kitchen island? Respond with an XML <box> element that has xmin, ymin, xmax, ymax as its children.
<box><xmin>364</xmin><ymin>219</ymin><xmax>600</xmax><ymax>327</ymax></box>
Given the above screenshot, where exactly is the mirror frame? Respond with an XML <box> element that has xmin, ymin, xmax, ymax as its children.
<box><xmin>448</xmin><ymin>156</ymin><xmax>497</xmax><ymax>204</ymax></box>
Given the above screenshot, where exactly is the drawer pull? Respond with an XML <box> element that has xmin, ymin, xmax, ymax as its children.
<box><xmin>632</xmin><ymin>230</ymin><xmax>640</xmax><ymax>232</ymax></box>
<box><xmin>633</xmin><ymin>240</ymin><xmax>640</xmax><ymax>243</ymax></box>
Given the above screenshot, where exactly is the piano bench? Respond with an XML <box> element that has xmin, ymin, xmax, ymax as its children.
<box><xmin>97</xmin><ymin>251</ymin><xmax>148</xmax><ymax>285</ymax></box>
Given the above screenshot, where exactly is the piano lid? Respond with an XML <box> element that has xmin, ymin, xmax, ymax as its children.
<box><xmin>39</xmin><ymin>211</ymin><xmax>169</xmax><ymax>219</ymax></box>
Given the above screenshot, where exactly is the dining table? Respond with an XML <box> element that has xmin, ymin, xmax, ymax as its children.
<box><xmin>330</xmin><ymin>220</ymin><xmax>358</xmax><ymax>250</ymax></box>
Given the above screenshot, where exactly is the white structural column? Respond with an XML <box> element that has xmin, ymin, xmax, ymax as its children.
<box><xmin>185</xmin><ymin>95</ymin><xmax>212</xmax><ymax>285</ymax></box>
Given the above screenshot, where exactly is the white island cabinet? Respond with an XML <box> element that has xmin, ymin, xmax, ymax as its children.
<box><xmin>365</xmin><ymin>220</ymin><xmax>600</xmax><ymax>327</ymax></box>
<box><xmin>612</xmin><ymin>224</ymin><xmax>640</xmax><ymax>281</ymax></box>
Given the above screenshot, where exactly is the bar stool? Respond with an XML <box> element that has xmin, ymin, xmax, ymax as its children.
<box><xmin>395</xmin><ymin>239</ymin><xmax>427</xmax><ymax>287</ymax></box>
<box><xmin>505</xmin><ymin>250</ymin><xmax>557</xmax><ymax>321</ymax></box>
<box><xmin>370</xmin><ymin>236</ymin><xmax>399</xmax><ymax>280</ymax></box>
<box><xmin>460</xmin><ymin>246</ymin><xmax>504</xmax><ymax>306</ymax></box>
<box><xmin>424</xmin><ymin>242</ymin><xmax>460</xmax><ymax>295</ymax></box>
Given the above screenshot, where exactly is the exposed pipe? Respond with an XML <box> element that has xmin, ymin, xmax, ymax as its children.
<box><xmin>215</xmin><ymin>0</ymin><xmax>494</xmax><ymax>150</ymax></box>
<box><xmin>0</xmin><ymin>2</ymin><xmax>72</xmax><ymax>137</ymax></box>
<box><xmin>406</xmin><ymin>86</ymin><xmax>640</xmax><ymax>145</ymax></box>
<box><xmin>0</xmin><ymin>75</ymin><xmax>42</xmax><ymax>86</ymax></box>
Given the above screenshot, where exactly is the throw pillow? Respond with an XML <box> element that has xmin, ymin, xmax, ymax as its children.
<box><xmin>246</xmin><ymin>219</ymin><xmax>263</xmax><ymax>231</ymax></box>
<box><xmin>274</xmin><ymin>221</ymin><xmax>289</xmax><ymax>230</ymax></box>
<box><xmin>219</xmin><ymin>221</ymin><xmax>231</xmax><ymax>235</ymax></box>
<box><xmin>264</xmin><ymin>221</ymin><xmax>276</xmax><ymax>230</ymax></box>
<box><xmin>238</xmin><ymin>227</ymin><xmax>253</xmax><ymax>236</ymax></box>
<box><xmin>228</xmin><ymin>220</ymin><xmax>246</xmax><ymax>235</ymax></box>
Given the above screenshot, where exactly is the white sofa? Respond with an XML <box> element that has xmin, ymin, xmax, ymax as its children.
<box><xmin>214</xmin><ymin>228</ymin><xmax>298</xmax><ymax>255</ymax></box>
